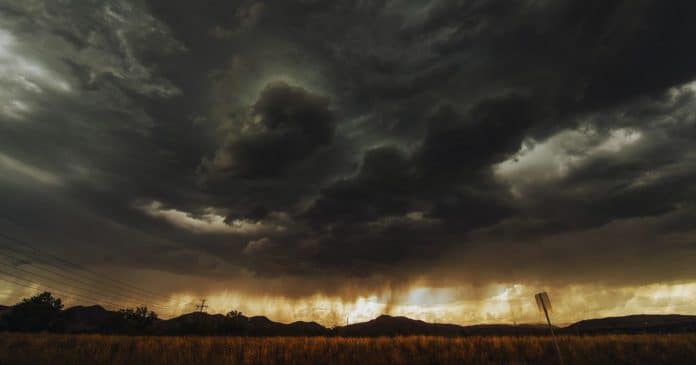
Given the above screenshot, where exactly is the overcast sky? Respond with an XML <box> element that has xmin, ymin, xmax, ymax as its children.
<box><xmin>1</xmin><ymin>0</ymin><xmax>696</xmax><ymax>324</ymax></box>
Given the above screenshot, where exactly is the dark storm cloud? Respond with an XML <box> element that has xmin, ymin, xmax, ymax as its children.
<box><xmin>2</xmin><ymin>0</ymin><xmax>696</xmax><ymax>302</ymax></box>
<box><xmin>305</xmin><ymin>146</ymin><xmax>415</xmax><ymax>225</ymax></box>
<box><xmin>416</xmin><ymin>94</ymin><xmax>536</xmax><ymax>178</ymax></box>
<box><xmin>305</xmin><ymin>94</ymin><xmax>532</xmax><ymax>227</ymax></box>
<box><xmin>200</xmin><ymin>81</ymin><xmax>335</xmax><ymax>179</ymax></box>
<box><xmin>412</xmin><ymin>0</ymin><xmax>696</xmax><ymax>114</ymax></box>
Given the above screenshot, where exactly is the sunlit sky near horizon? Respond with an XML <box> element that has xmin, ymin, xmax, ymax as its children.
<box><xmin>1</xmin><ymin>0</ymin><xmax>696</xmax><ymax>326</ymax></box>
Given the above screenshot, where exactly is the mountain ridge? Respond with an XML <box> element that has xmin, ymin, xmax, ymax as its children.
<box><xmin>2</xmin><ymin>303</ymin><xmax>695</xmax><ymax>336</ymax></box>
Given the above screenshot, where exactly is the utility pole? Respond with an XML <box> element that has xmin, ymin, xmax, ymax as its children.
<box><xmin>535</xmin><ymin>292</ymin><xmax>564</xmax><ymax>365</ymax></box>
<box><xmin>195</xmin><ymin>298</ymin><xmax>208</xmax><ymax>313</ymax></box>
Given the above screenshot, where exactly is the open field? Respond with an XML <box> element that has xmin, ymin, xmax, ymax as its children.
<box><xmin>1</xmin><ymin>334</ymin><xmax>695</xmax><ymax>365</ymax></box>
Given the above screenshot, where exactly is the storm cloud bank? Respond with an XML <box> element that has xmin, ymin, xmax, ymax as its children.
<box><xmin>1</xmin><ymin>0</ymin><xmax>696</xmax><ymax>319</ymax></box>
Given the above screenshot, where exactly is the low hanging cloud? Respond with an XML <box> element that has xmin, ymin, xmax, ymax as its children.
<box><xmin>494</xmin><ymin>127</ymin><xmax>643</xmax><ymax>195</ymax></box>
<box><xmin>0</xmin><ymin>152</ymin><xmax>63</xmax><ymax>186</ymax></box>
<box><xmin>137</xmin><ymin>201</ymin><xmax>287</xmax><ymax>235</ymax></box>
<box><xmin>243</xmin><ymin>237</ymin><xmax>273</xmax><ymax>255</ymax></box>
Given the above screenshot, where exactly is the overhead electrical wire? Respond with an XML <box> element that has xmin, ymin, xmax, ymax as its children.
<box><xmin>0</xmin><ymin>245</ymin><xmax>169</xmax><ymax>309</ymax></box>
<box><xmin>0</xmin><ymin>232</ymin><xmax>171</xmax><ymax>303</ymax></box>
<box><xmin>0</xmin><ymin>269</ymin><xmax>135</xmax><ymax>310</ymax></box>
<box><xmin>0</xmin><ymin>256</ymin><xmax>164</xmax><ymax>310</ymax></box>
<box><xmin>0</xmin><ymin>232</ymin><xmax>174</xmax><ymax>313</ymax></box>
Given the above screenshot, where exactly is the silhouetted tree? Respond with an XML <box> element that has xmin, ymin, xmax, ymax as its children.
<box><xmin>225</xmin><ymin>309</ymin><xmax>248</xmax><ymax>334</ymax></box>
<box><xmin>20</xmin><ymin>291</ymin><xmax>63</xmax><ymax>310</ymax></box>
<box><xmin>226</xmin><ymin>310</ymin><xmax>244</xmax><ymax>318</ymax></box>
<box><xmin>118</xmin><ymin>306</ymin><xmax>158</xmax><ymax>333</ymax></box>
<box><xmin>6</xmin><ymin>292</ymin><xmax>63</xmax><ymax>332</ymax></box>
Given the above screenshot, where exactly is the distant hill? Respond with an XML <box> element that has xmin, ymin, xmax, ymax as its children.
<box><xmin>150</xmin><ymin>312</ymin><xmax>328</xmax><ymax>336</ymax></box>
<box><xmin>563</xmin><ymin>314</ymin><xmax>696</xmax><ymax>334</ymax></box>
<box><xmin>0</xmin><ymin>305</ymin><xmax>8</xmax><ymax>331</ymax></box>
<box><xmin>457</xmin><ymin>323</ymin><xmax>552</xmax><ymax>336</ymax></box>
<box><xmin>54</xmin><ymin>305</ymin><xmax>119</xmax><ymax>333</ymax></box>
<box><xmin>2</xmin><ymin>301</ymin><xmax>696</xmax><ymax>336</ymax></box>
<box><xmin>335</xmin><ymin>315</ymin><xmax>465</xmax><ymax>336</ymax></box>
<box><xmin>333</xmin><ymin>315</ymin><xmax>550</xmax><ymax>336</ymax></box>
<box><xmin>150</xmin><ymin>312</ymin><xmax>224</xmax><ymax>335</ymax></box>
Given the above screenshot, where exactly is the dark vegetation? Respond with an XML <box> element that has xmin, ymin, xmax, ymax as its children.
<box><xmin>2</xmin><ymin>292</ymin><xmax>696</xmax><ymax>336</ymax></box>
<box><xmin>2</xmin><ymin>333</ymin><xmax>696</xmax><ymax>365</ymax></box>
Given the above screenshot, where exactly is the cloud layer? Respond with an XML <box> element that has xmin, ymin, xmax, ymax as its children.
<box><xmin>1</xmin><ymin>0</ymin><xmax>696</xmax><ymax>321</ymax></box>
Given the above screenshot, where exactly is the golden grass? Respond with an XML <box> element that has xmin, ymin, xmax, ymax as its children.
<box><xmin>1</xmin><ymin>333</ymin><xmax>695</xmax><ymax>365</ymax></box>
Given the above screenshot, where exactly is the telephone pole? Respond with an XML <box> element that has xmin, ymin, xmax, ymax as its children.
<box><xmin>195</xmin><ymin>298</ymin><xmax>208</xmax><ymax>313</ymax></box>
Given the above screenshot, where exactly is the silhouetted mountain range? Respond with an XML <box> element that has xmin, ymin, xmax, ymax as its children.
<box><xmin>562</xmin><ymin>314</ymin><xmax>696</xmax><ymax>334</ymax></box>
<box><xmin>2</xmin><ymin>302</ymin><xmax>696</xmax><ymax>336</ymax></box>
<box><xmin>334</xmin><ymin>315</ymin><xmax>550</xmax><ymax>336</ymax></box>
<box><xmin>148</xmin><ymin>312</ymin><xmax>327</xmax><ymax>336</ymax></box>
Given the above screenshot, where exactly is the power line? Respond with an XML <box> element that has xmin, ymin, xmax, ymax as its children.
<box><xmin>0</xmin><ymin>275</ymin><xmax>102</xmax><ymax>307</ymax></box>
<box><xmin>0</xmin><ymin>247</ymin><xmax>169</xmax><ymax>310</ymax></box>
<box><xmin>0</xmin><ymin>274</ymin><xmax>180</xmax><ymax>318</ymax></box>
<box><xmin>0</xmin><ymin>243</ymin><xmax>170</xmax><ymax>307</ymax></box>
<box><xmin>0</xmin><ymin>232</ymin><xmax>171</xmax><ymax>303</ymax></box>
<box><xmin>0</xmin><ymin>269</ymin><xmax>132</xmax><ymax>309</ymax></box>
<box><xmin>0</xmin><ymin>260</ymin><xmax>147</xmax><ymax>309</ymax></box>
<box><xmin>0</xmin><ymin>253</ymin><xmax>167</xmax><ymax>309</ymax></box>
<box><xmin>0</xmin><ymin>232</ymin><xmax>170</xmax><ymax>302</ymax></box>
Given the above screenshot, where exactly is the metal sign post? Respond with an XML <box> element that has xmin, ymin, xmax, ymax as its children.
<box><xmin>535</xmin><ymin>292</ymin><xmax>564</xmax><ymax>365</ymax></box>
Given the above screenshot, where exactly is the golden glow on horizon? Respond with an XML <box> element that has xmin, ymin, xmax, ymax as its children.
<box><xmin>154</xmin><ymin>281</ymin><xmax>696</xmax><ymax>326</ymax></box>
<box><xmin>3</xmin><ymin>280</ymin><xmax>696</xmax><ymax>326</ymax></box>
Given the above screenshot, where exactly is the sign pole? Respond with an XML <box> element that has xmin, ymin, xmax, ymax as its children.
<box><xmin>536</xmin><ymin>292</ymin><xmax>564</xmax><ymax>365</ymax></box>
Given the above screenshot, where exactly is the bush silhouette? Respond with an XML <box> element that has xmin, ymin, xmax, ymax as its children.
<box><xmin>6</xmin><ymin>292</ymin><xmax>63</xmax><ymax>332</ymax></box>
<box><xmin>117</xmin><ymin>306</ymin><xmax>158</xmax><ymax>333</ymax></box>
<box><xmin>226</xmin><ymin>310</ymin><xmax>244</xmax><ymax>318</ymax></box>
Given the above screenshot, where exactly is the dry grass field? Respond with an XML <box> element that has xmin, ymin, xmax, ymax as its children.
<box><xmin>1</xmin><ymin>333</ymin><xmax>695</xmax><ymax>365</ymax></box>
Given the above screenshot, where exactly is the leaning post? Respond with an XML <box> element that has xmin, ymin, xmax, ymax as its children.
<box><xmin>535</xmin><ymin>292</ymin><xmax>564</xmax><ymax>365</ymax></box>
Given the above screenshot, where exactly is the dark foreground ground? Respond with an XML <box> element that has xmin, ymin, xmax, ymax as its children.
<box><xmin>1</xmin><ymin>333</ymin><xmax>695</xmax><ymax>365</ymax></box>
